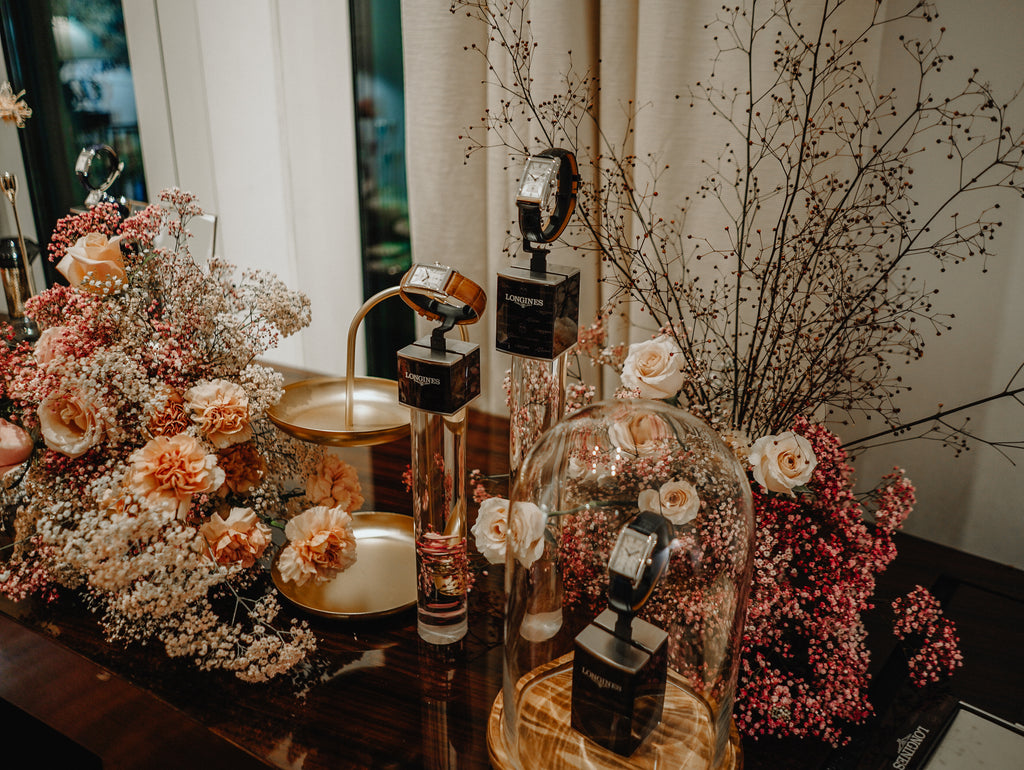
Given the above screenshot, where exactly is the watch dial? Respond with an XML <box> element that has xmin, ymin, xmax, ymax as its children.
<box><xmin>410</xmin><ymin>265</ymin><xmax>447</xmax><ymax>291</ymax></box>
<box><xmin>519</xmin><ymin>157</ymin><xmax>559</xmax><ymax>203</ymax></box>
<box><xmin>609</xmin><ymin>528</ymin><xmax>651</xmax><ymax>583</ymax></box>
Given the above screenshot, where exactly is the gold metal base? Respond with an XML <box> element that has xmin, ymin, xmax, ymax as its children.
<box><xmin>272</xmin><ymin>512</ymin><xmax>416</xmax><ymax>618</ymax></box>
<box><xmin>267</xmin><ymin>375</ymin><xmax>410</xmax><ymax>446</ymax></box>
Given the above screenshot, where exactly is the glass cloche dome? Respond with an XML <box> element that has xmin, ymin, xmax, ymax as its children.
<box><xmin>488</xmin><ymin>399</ymin><xmax>754</xmax><ymax>769</ymax></box>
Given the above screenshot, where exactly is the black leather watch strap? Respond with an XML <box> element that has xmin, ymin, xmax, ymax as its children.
<box><xmin>606</xmin><ymin>511</ymin><xmax>673</xmax><ymax>621</ymax></box>
<box><xmin>517</xmin><ymin>148</ymin><xmax>579</xmax><ymax>245</ymax></box>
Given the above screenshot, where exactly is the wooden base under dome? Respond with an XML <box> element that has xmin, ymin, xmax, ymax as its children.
<box><xmin>487</xmin><ymin>653</ymin><xmax>742</xmax><ymax>769</ymax></box>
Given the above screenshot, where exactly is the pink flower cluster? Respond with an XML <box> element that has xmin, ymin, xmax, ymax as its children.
<box><xmin>735</xmin><ymin>418</ymin><xmax>936</xmax><ymax>745</ymax></box>
<box><xmin>891</xmin><ymin>585</ymin><xmax>964</xmax><ymax>687</ymax></box>
<box><xmin>0</xmin><ymin>190</ymin><xmax>337</xmax><ymax>681</ymax></box>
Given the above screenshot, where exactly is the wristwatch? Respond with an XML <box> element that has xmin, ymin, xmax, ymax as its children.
<box><xmin>75</xmin><ymin>144</ymin><xmax>124</xmax><ymax>206</ymax></box>
<box><xmin>516</xmin><ymin>148</ymin><xmax>579</xmax><ymax>245</ymax></box>
<box><xmin>399</xmin><ymin>263</ymin><xmax>487</xmax><ymax>325</ymax></box>
<box><xmin>607</xmin><ymin>511</ymin><xmax>673</xmax><ymax>619</ymax></box>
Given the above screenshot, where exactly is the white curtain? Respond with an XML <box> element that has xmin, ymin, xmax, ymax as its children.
<box><xmin>401</xmin><ymin>0</ymin><xmax>1024</xmax><ymax>569</ymax></box>
<box><xmin>400</xmin><ymin>0</ymin><xmax>737</xmax><ymax>410</ymax></box>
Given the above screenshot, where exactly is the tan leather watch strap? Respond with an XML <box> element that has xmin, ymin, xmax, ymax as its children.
<box><xmin>399</xmin><ymin>264</ymin><xmax>486</xmax><ymax>325</ymax></box>
<box><xmin>444</xmin><ymin>271</ymin><xmax>487</xmax><ymax>323</ymax></box>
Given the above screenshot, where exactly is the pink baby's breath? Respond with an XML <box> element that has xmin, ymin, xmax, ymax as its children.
<box><xmin>1</xmin><ymin>191</ymin><xmax>320</xmax><ymax>681</ymax></box>
<box><xmin>891</xmin><ymin>586</ymin><xmax>964</xmax><ymax>687</ymax></box>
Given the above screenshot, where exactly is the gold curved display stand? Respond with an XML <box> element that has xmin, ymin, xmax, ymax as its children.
<box><xmin>268</xmin><ymin>286</ymin><xmax>470</xmax><ymax>446</ymax></box>
<box><xmin>268</xmin><ymin>286</ymin><xmax>408</xmax><ymax>446</ymax></box>
<box><xmin>267</xmin><ymin>289</ymin><xmax>427</xmax><ymax>619</ymax></box>
<box><xmin>487</xmin><ymin>653</ymin><xmax>742</xmax><ymax>769</ymax></box>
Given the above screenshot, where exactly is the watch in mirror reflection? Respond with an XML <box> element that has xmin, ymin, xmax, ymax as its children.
<box><xmin>516</xmin><ymin>148</ymin><xmax>579</xmax><ymax>245</ymax></box>
<box><xmin>75</xmin><ymin>144</ymin><xmax>125</xmax><ymax>207</ymax></box>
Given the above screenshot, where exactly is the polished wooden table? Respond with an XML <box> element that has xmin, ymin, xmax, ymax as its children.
<box><xmin>2</xmin><ymin>402</ymin><xmax>1023</xmax><ymax>768</ymax></box>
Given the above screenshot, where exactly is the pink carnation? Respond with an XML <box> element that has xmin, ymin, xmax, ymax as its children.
<box><xmin>200</xmin><ymin>507</ymin><xmax>272</xmax><ymax>568</ymax></box>
<box><xmin>127</xmin><ymin>434</ymin><xmax>224</xmax><ymax>518</ymax></box>
<box><xmin>304</xmin><ymin>454</ymin><xmax>364</xmax><ymax>511</ymax></box>
<box><xmin>277</xmin><ymin>506</ymin><xmax>357</xmax><ymax>586</ymax></box>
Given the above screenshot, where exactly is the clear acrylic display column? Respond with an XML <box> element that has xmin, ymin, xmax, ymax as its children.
<box><xmin>508</xmin><ymin>354</ymin><xmax>567</xmax><ymax>486</ymax></box>
<box><xmin>496</xmin><ymin>255</ymin><xmax>580</xmax><ymax>487</ymax></box>
<box><xmin>410</xmin><ymin>407</ymin><xmax>470</xmax><ymax>643</ymax></box>
<box><xmin>398</xmin><ymin>325</ymin><xmax>481</xmax><ymax>644</ymax></box>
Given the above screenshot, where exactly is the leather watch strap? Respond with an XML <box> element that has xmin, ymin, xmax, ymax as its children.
<box><xmin>606</xmin><ymin>511</ymin><xmax>673</xmax><ymax>618</ymax></box>
<box><xmin>517</xmin><ymin>148</ymin><xmax>579</xmax><ymax>245</ymax></box>
<box><xmin>399</xmin><ymin>264</ymin><xmax>486</xmax><ymax>325</ymax></box>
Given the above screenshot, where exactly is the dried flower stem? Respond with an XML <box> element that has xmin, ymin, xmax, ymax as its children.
<box><xmin>457</xmin><ymin>0</ymin><xmax>1024</xmax><ymax>452</ymax></box>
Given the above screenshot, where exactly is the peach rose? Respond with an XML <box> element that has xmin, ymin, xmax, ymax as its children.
<box><xmin>620</xmin><ymin>334</ymin><xmax>686</xmax><ymax>400</ymax></box>
<box><xmin>126</xmin><ymin>434</ymin><xmax>225</xmax><ymax>518</ymax></box>
<box><xmin>38</xmin><ymin>388</ymin><xmax>106</xmax><ymax>458</ymax></box>
<box><xmin>0</xmin><ymin>418</ymin><xmax>33</xmax><ymax>476</ymax></box>
<box><xmin>33</xmin><ymin>326</ymin><xmax>67</xmax><ymax>365</ymax></box>
<box><xmin>184</xmin><ymin>379</ymin><xmax>253</xmax><ymax>449</ymax></box>
<box><xmin>57</xmin><ymin>232</ymin><xmax>126</xmax><ymax>294</ymax></box>
<box><xmin>749</xmin><ymin>431</ymin><xmax>817</xmax><ymax>495</ymax></box>
<box><xmin>218</xmin><ymin>442</ymin><xmax>266</xmax><ymax>495</ymax></box>
<box><xmin>471</xmin><ymin>496</ymin><xmax>509</xmax><ymax>565</ymax></box>
<box><xmin>639</xmin><ymin>479</ymin><xmax>700</xmax><ymax>526</ymax></box>
<box><xmin>200</xmin><ymin>507</ymin><xmax>272</xmax><ymax>568</ymax></box>
<box><xmin>609</xmin><ymin>411</ymin><xmax>672</xmax><ymax>456</ymax></box>
<box><xmin>305</xmin><ymin>453</ymin><xmax>364</xmax><ymax>511</ymax></box>
<box><xmin>509</xmin><ymin>501</ymin><xmax>547</xmax><ymax>569</ymax></box>
<box><xmin>277</xmin><ymin>506</ymin><xmax>357</xmax><ymax>586</ymax></box>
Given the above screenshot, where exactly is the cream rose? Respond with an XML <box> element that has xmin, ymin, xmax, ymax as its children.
<box><xmin>57</xmin><ymin>232</ymin><xmax>126</xmax><ymax>294</ymax></box>
<box><xmin>184</xmin><ymin>379</ymin><xmax>253</xmax><ymax>449</ymax></box>
<box><xmin>638</xmin><ymin>479</ymin><xmax>700</xmax><ymax>526</ymax></box>
<box><xmin>471</xmin><ymin>496</ymin><xmax>509</xmax><ymax>565</ymax></box>
<box><xmin>620</xmin><ymin>334</ymin><xmax>686</xmax><ymax>400</ymax></box>
<box><xmin>38</xmin><ymin>388</ymin><xmax>106</xmax><ymax>458</ymax></box>
<box><xmin>126</xmin><ymin>434</ymin><xmax>225</xmax><ymax>517</ymax></box>
<box><xmin>749</xmin><ymin>431</ymin><xmax>817</xmax><ymax>495</ymax></box>
<box><xmin>305</xmin><ymin>453</ymin><xmax>364</xmax><ymax>511</ymax></box>
<box><xmin>609</xmin><ymin>411</ymin><xmax>672</xmax><ymax>456</ymax></box>
<box><xmin>200</xmin><ymin>507</ymin><xmax>272</xmax><ymax>568</ymax></box>
<box><xmin>278</xmin><ymin>506</ymin><xmax>358</xmax><ymax>586</ymax></box>
<box><xmin>509</xmin><ymin>501</ymin><xmax>547</xmax><ymax>569</ymax></box>
<box><xmin>0</xmin><ymin>418</ymin><xmax>33</xmax><ymax>476</ymax></box>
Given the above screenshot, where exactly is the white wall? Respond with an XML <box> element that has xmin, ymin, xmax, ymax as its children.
<box><xmin>852</xmin><ymin>0</ymin><xmax>1024</xmax><ymax>569</ymax></box>
<box><xmin>123</xmin><ymin>0</ymin><xmax>364</xmax><ymax>376</ymax></box>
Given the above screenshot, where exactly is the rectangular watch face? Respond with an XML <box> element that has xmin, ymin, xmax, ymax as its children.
<box><xmin>518</xmin><ymin>157</ymin><xmax>559</xmax><ymax>202</ymax></box>
<box><xmin>609</xmin><ymin>528</ymin><xmax>655</xmax><ymax>586</ymax></box>
<box><xmin>408</xmin><ymin>264</ymin><xmax>450</xmax><ymax>292</ymax></box>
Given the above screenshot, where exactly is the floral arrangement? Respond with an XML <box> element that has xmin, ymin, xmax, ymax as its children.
<box><xmin>0</xmin><ymin>81</ymin><xmax>32</xmax><ymax>127</ymax></box>
<box><xmin>0</xmin><ymin>190</ymin><xmax>363</xmax><ymax>681</ymax></box>
<box><xmin>455</xmin><ymin>0</ymin><xmax>1004</xmax><ymax>745</ymax></box>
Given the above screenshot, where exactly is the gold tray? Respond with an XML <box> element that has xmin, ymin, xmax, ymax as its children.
<box><xmin>267</xmin><ymin>376</ymin><xmax>410</xmax><ymax>446</ymax></box>
<box><xmin>272</xmin><ymin>511</ymin><xmax>417</xmax><ymax>619</ymax></box>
